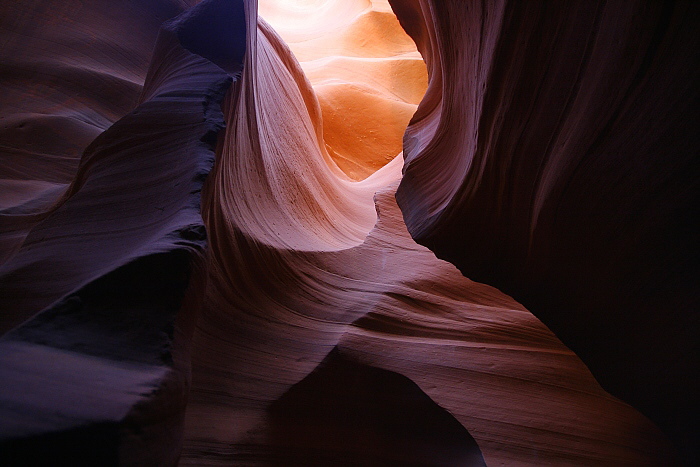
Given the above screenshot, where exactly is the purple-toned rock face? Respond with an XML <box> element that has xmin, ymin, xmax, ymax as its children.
<box><xmin>0</xmin><ymin>0</ymin><xmax>696</xmax><ymax>465</ymax></box>
<box><xmin>0</xmin><ymin>0</ymin><xmax>239</xmax><ymax>463</ymax></box>
<box><xmin>393</xmin><ymin>0</ymin><xmax>700</xmax><ymax>461</ymax></box>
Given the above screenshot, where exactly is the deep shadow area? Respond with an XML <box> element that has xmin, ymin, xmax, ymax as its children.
<box><xmin>268</xmin><ymin>348</ymin><xmax>485</xmax><ymax>466</ymax></box>
<box><xmin>170</xmin><ymin>0</ymin><xmax>246</xmax><ymax>75</ymax></box>
<box><xmin>0</xmin><ymin>251</ymin><xmax>195</xmax><ymax>466</ymax></box>
<box><xmin>0</xmin><ymin>423</ymin><xmax>119</xmax><ymax>467</ymax></box>
<box><xmin>5</xmin><ymin>249</ymin><xmax>192</xmax><ymax>365</ymax></box>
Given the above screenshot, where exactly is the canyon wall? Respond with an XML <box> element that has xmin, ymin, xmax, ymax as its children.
<box><xmin>392</xmin><ymin>0</ymin><xmax>699</xmax><ymax>461</ymax></box>
<box><xmin>0</xmin><ymin>0</ymin><xmax>696</xmax><ymax>464</ymax></box>
<box><xmin>0</xmin><ymin>0</ymin><xmax>242</xmax><ymax>463</ymax></box>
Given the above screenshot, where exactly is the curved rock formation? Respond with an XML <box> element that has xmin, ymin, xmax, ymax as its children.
<box><xmin>0</xmin><ymin>0</ymin><xmax>201</xmax><ymax>264</ymax></box>
<box><xmin>185</xmin><ymin>178</ymin><xmax>676</xmax><ymax>465</ymax></box>
<box><xmin>0</xmin><ymin>0</ymin><xmax>695</xmax><ymax>465</ymax></box>
<box><xmin>182</xmin><ymin>1</ymin><xmax>678</xmax><ymax>464</ymax></box>
<box><xmin>259</xmin><ymin>0</ymin><xmax>427</xmax><ymax>180</ymax></box>
<box><xmin>0</xmin><ymin>0</ymin><xmax>242</xmax><ymax>463</ymax></box>
<box><xmin>267</xmin><ymin>348</ymin><xmax>486</xmax><ymax>465</ymax></box>
<box><xmin>392</xmin><ymin>0</ymin><xmax>700</xmax><ymax>460</ymax></box>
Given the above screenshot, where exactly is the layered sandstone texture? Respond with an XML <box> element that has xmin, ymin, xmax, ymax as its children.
<box><xmin>0</xmin><ymin>0</ymin><xmax>697</xmax><ymax>465</ymax></box>
<box><xmin>0</xmin><ymin>0</ymin><xmax>242</xmax><ymax>464</ymax></box>
<box><xmin>392</xmin><ymin>0</ymin><xmax>699</xmax><ymax>461</ymax></box>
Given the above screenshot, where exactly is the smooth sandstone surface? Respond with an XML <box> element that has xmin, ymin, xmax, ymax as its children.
<box><xmin>0</xmin><ymin>0</ymin><xmax>241</xmax><ymax>464</ymax></box>
<box><xmin>0</xmin><ymin>0</ymin><xmax>201</xmax><ymax>264</ymax></box>
<box><xmin>259</xmin><ymin>0</ymin><xmax>427</xmax><ymax>180</ymax></box>
<box><xmin>392</xmin><ymin>0</ymin><xmax>699</xmax><ymax>460</ymax></box>
<box><xmin>0</xmin><ymin>0</ymin><xmax>695</xmax><ymax>465</ymax></box>
<box><xmin>184</xmin><ymin>0</ymin><xmax>677</xmax><ymax>465</ymax></box>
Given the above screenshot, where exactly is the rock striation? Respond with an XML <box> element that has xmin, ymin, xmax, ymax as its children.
<box><xmin>0</xmin><ymin>0</ymin><xmax>200</xmax><ymax>264</ymax></box>
<box><xmin>182</xmin><ymin>1</ymin><xmax>679</xmax><ymax>464</ymax></box>
<box><xmin>392</xmin><ymin>0</ymin><xmax>700</xmax><ymax>460</ymax></box>
<box><xmin>0</xmin><ymin>0</ymin><xmax>696</xmax><ymax>465</ymax></box>
<box><xmin>0</xmin><ymin>0</ymin><xmax>242</xmax><ymax>463</ymax></box>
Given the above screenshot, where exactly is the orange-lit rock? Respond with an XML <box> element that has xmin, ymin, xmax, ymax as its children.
<box><xmin>0</xmin><ymin>0</ymin><xmax>696</xmax><ymax>464</ymax></box>
<box><xmin>182</xmin><ymin>1</ymin><xmax>678</xmax><ymax>464</ymax></box>
<box><xmin>260</xmin><ymin>0</ymin><xmax>427</xmax><ymax>180</ymax></box>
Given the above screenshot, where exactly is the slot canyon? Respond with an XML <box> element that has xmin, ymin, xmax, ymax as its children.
<box><xmin>0</xmin><ymin>0</ymin><xmax>698</xmax><ymax>465</ymax></box>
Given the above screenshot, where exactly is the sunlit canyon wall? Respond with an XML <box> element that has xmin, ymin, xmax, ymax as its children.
<box><xmin>0</xmin><ymin>0</ymin><xmax>697</xmax><ymax>465</ymax></box>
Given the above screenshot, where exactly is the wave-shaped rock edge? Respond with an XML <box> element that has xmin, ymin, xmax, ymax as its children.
<box><xmin>392</xmin><ymin>0</ymin><xmax>699</xmax><ymax>462</ymax></box>
<box><xmin>0</xmin><ymin>0</ymin><xmax>243</xmax><ymax>464</ymax></box>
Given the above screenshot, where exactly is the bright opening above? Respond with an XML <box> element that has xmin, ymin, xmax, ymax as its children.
<box><xmin>258</xmin><ymin>0</ymin><xmax>428</xmax><ymax>180</ymax></box>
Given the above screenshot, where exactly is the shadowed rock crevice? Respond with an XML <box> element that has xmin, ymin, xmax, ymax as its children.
<box><xmin>4</xmin><ymin>250</ymin><xmax>190</xmax><ymax>365</ymax></box>
<box><xmin>0</xmin><ymin>423</ymin><xmax>119</xmax><ymax>467</ymax></box>
<box><xmin>170</xmin><ymin>0</ymin><xmax>246</xmax><ymax>76</ymax></box>
<box><xmin>0</xmin><ymin>0</ymin><xmax>695</xmax><ymax>464</ymax></box>
<box><xmin>267</xmin><ymin>348</ymin><xmax>486</xmax><ymax>466</ymax></box>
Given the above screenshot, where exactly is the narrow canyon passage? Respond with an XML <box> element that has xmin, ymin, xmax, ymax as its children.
<box><xmin>0</xmin><ymin>0</ymin><xmax>695</xmax><ymax>464</ymax></box>
<box><xmin>259</xmin><ymin>0</ymin><xmax>427</xmax><ymax>180</ymax></box>
<box><xmin>182</xmin><ymin>0</ymin><xmax>677</xmax><ymax>465</ymax></box>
